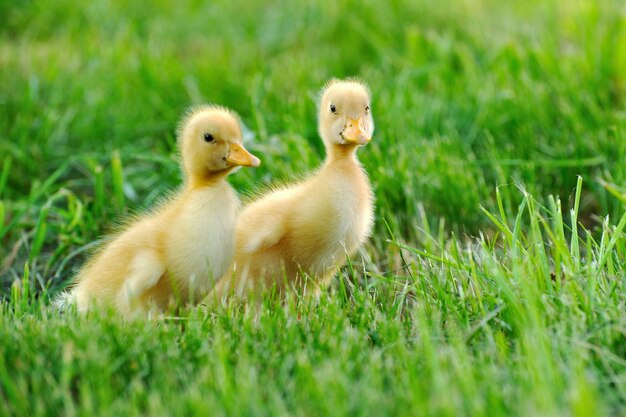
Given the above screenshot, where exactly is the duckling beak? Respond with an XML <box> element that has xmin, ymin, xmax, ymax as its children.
<box><xmin>226</xmin><ymin>143</ymin><xmax>261</xmax><ymax>167</ymax></box>
<box><xmin>342</xmin><ymin>117</ymin><xmax>370</xmax><ymax>145</ymax></box>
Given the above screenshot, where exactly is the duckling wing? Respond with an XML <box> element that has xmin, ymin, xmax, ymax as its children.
<box><xmin>118</xmin><ymin>249</ymin><xmax>166</xmax><ymax>306</ymax></box>
<box><xmin>240</xmin><ymin>215</ymin><xmax>287</xmax><ymax>254</ymax></box>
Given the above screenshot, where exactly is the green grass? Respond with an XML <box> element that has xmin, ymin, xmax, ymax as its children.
<box><xmin>1</xmin><ymin>0</ymin><xmax>626</xmax><ymax>415</ymax></box>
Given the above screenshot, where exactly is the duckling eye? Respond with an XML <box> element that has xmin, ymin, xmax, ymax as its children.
<box><xmin>365</xmin><ymin>105</ymin><xmax>370</xmax><ymax>112</ymax></box>
<box><xmin>203</xmin><ymin>133</ymin><xmax>215</xmax><ymax>143</ymax></box>
<box><xmin>330</xmin><ymin>104</ymin><xmax>337</xmax><ymax>113</ymax></box>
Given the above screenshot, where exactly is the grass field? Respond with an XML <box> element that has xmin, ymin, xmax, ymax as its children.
<box><xmin>1</xmin><ymin>0</ymin><xmax>626</xmax><ymax>415</ymax></box>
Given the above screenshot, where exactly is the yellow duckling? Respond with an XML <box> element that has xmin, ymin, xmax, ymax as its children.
<box><xmin>64</xmin><ymin>105</ymin><xmax>260</xmax><ymax>316</ymax></box>
<box><xmin>211</xmin><ymin>79</ymin><xmax>374</xmax><ymax>299</ymax></box>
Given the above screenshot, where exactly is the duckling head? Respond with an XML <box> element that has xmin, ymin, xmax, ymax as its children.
<box><xmin>318</xmin><ymin>79</ymin><xmax>374</xmax><ymax>147</ymax></box>
<box><xmin>177</xmin><ymin>105</ymin><xmax>260</xmax><ymax>183</ymax></box>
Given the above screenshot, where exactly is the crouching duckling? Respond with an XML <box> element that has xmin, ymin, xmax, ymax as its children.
<box><xmin>62</xmin><ymin>105</ymin><xmax>260</xmax><ymax>317</ymax></box>
<box><xmin>210</xmin><ymin>78</ymin><xmax>374</xmax><ymax>300</ymax></box>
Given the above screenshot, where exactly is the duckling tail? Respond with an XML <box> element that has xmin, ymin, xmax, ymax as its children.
<box><xmin>53</xmin><ymin>290</ymin><xmax>77</xmax><ymax>312</ymax></box>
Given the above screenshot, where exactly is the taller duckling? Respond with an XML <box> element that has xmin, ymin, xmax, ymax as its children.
<box><xmin>211</xmin><ymin>79</ymin><xmax>374</xmax><ymax>299</ymax></box>
<box><xmin>66</xmin><ymin>105</ymin><xmax>260</xmax><ymax>316</ymax></box>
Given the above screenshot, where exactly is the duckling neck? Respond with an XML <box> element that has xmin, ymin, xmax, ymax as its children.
<box><xmin>326</xmin><ymin>143</ymin><xmax>360</xmax><ymax>164</ymax></box>
<box><xmin>185</xmin><ymin>170</ymin><xmax>231</xmax><ymax>190</ymax></box>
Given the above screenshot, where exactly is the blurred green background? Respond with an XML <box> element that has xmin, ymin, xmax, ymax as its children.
<box><xmin>1</xmin><ymin>0</ymin><xmax>625</xmax><ymax>289</ymax></box>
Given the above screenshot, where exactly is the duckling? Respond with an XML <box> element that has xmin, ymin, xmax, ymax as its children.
<box><xmin>210</xmin><ymin>79</ymin><xmax>374</xmax><ymax>299</ymax></box>
<box><xmin>65</xmin><ymin>105</ymin><xmax>260</xmax><ymax>317</ymax></box>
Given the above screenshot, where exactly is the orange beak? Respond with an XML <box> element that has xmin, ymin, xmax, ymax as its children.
<box><xmin>342</xmin><ymin>117</ymin><xmax>371</xmax><ymax>145</ymax></box>
<box><xmin>226</xmin><ymin>143</ymin><xmax>261</xmax><ymax>167</ymax></box>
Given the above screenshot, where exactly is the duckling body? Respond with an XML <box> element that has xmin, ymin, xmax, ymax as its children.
<box><xmin>66</xmin><ymin>106</ymin><xmax>260</xmax><ymax>316</ymax></box>
<box><xmin>211</xmin><ymin>79</ymin><xmax>374</xmax><ymax>298</ymax></box>
<box><xmin>161</xmin><ymin>183</ymin><xmax>238</xmax><ymax>294</ymax></box>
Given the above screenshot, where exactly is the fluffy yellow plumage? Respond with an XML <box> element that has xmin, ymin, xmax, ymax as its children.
<box><xmin>210</xmin><ymin>79</ymin><xmax>375</xmax><ymax>299</ymax></box>
<box><xmin>60</xmin><ymin>106</ymin><xmax>260</xmax><ymax>317</ymax></box>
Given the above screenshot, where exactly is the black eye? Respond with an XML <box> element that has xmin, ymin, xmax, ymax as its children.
<box><xmin>203</xmin><ymin>133</ymin><xmax>214</xmax><ymax>142</ymax></box>
<box><xmin>330</xmin><ymin>104</ymin><xmax>336</xmax><ymax>113</ymax></box>
<box><xmin>365</xmin><ymin>106</ymin><xmax>370</xmax><ymax>112</ymax></box>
